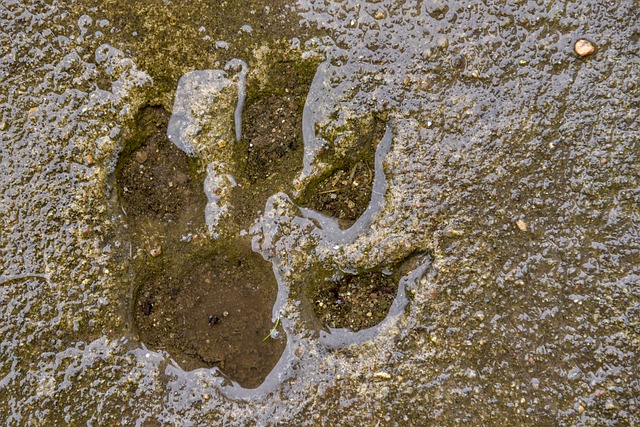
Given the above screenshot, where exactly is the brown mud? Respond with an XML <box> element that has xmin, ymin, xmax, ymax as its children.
<box><xmin>295</xmin><ymin>117</ymin><xmax>386</xmax><ymax>229</ymax></box>
<box><xmin>133</xmin><ymin>243</ymin><xmax>284</xmax><ymax>388</ymax></box>
<box><xmin>304</xmin><ymin>268</ymin><xmax>398</xmax><ymax>331</ymax></box>
<box><xmin>298</xmin><ymin>253</ymin><xmax>425</xmax><ymax>332</ymax></box>
<box><xmin>115</xmin><ymin>105</ymin><xmax>285</xmax><ymax>388</ymax></box>
<box><xmin>115</xmin><ymin>60</ymin><xmax>402</xmax><ymax>384</ymax></box>
<box><xmin>229</xmin><ymin>58</ymin><xmax>317</xmax><ymax>231</ymax></box>
<box><xmin>95</xmin><ymin>0</ymin><xmax>405</xmax><ymax>386</ymax></box>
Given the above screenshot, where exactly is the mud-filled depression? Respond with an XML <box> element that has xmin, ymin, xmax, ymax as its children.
<box><xmin>114</xmin><ymin>104</ymin><xmax>286</xmax><ymax>388</ymax></box>
<box><xmin>113</xmin><ymin>60</ymin><xmax>398</xmax><ymax>388</ymax></box>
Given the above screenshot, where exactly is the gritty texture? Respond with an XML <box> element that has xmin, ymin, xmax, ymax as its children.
<box><xmin>1</xmin><ymin>0</ymin><xmax>639</xmax><ymax>426</ymax></box>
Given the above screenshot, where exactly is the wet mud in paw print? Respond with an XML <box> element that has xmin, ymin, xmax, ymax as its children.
<box><xmin>116</xmin><ymin>105</ymin><xmax>205</xmax><ymax>237</ymax></box>
<box><xmin>114</xmin><ymin>57</ymin><xmax>400</xmax><ymax>388</ymax></box>
<box><xmin>242</xmin><ymin>95</ymin><xmax>301</xmax><ymax>182</ymax></box>
<box><xmin>115</xmin><ymin>105</ymin><xmax>284</xmax><ymax>389</ymax></box>
<box><xmin>313</xmin><ymin>271</ymin><xmax>397</xmax><ymax>331</ymax></box>
<box><xmin>296</xmin><ymin>117</ymin><xmax>386</xmax><ymax>229</ymax></box>
<box><xmin>303</xmin><ymin>161</ymin><xmax>374</xmax><ymax>229</ymax></box>
<box><xmin>298</xmin><ymin>254</ymin><xmax>423</xmax><ymax>332</ymax></box>
<box><xmin>230</xmin><ymin>58</ymin><xmax>318</xmax><ymax>231</ymax></box>
<box><xmin>133</xmin><ymin>243</ymin><xmax>285</xmax><ymax>389</ymax></box>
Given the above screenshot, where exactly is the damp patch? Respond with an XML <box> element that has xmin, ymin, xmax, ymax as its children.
<box><xmin>115</xmin><ymin>105</ymin><xmax>285</xmax><ymax>389</ymax></box>
<box><xmin>133</xmin><ymin>243</ymin><xmax>285</xmax><ymax>388</ymax></box>
<box><xmin>300</xmin><ymin>253</ymin><xmax>425</xmax><ymax>332</ymax></box>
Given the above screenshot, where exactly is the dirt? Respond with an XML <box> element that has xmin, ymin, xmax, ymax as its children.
<box><xmin>232</xmin><ymin>61</ymin><xmax>402</xmax><ymax>333</ymax></box>
<box><xmin>302</xmin><ymin>161</ymin><xmax>375</xmax><ymax>228</ymax></box>
<box><xmin>115</xmin><ymin>105</ymin><xmax>285</xmax><ymax>389</ymax></box>
<box><xmin>230</xmin><ymin>58</ymin><xmax>317</xmax><ymax>231</ymax></box>
<box><xmin>309</xmin><ymin>270</ymin><xmax>397</xmax><ymax>331</ymax></box>
<box><xmin>299</xmin><ymin>254</ymin><xmax>424</xmax><ymax>332</ymax></box>
<box><xmin>5</xmin><ymin>0</ymin><xmax>640</xmax><ymax>425</ymax></box>
<box><xmin>115</xmin><ymin>60</ymin><xmax>402</xmax><ymax>378</ymax></box>
<box><xmin>296</xmin><ymin>118</ymin><xmax>386</xmax><ymax>229</ymax></box>
<box><xmin>133</xmin><ymin>242</ymin><xmax>285</xmax><ymax>388</ymax></box>
<box><xmin>116</xmin><ymin>106</ymin><xmax>205</xmax><ymax>231</ymax></box>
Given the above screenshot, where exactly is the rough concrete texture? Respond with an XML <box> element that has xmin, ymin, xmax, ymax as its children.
<box><xmin>1</xmin><ymin>0</ymin><xmax>639</xmax><ymax>426</ymax></box>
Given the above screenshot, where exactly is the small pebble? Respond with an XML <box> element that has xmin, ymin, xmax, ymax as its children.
<box><xmin>605</xmin><ymin>400</ymin><xmax>617</xmax><ymax>410</ymax></box>
<box><xmin>516</xmin><ymin>219</ymin><xmax>528</xmax><ymax>231</ymax></box>
<box><xmin>574</xmin><ymin>39</ymin><xmax>595</xmax><ymax>57</ymax></box>
<box><xmin>444</xmin><ymin>226</ymin><xmax>464</xmax><ymax>237</ymax></box>
<box><xmin>373</xmin><ymin>371</ymin><xmax>391</xmax><ymax>379</ymax></box>
<box><xmin>135</xmin><ymin>150</ymin><xmax>148</xmax><ymax>164</ymax></box>
<box><xmin>148</xmin><ymin>245</ymin><xmax>162</xmax><ymax>257</ymax></box>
